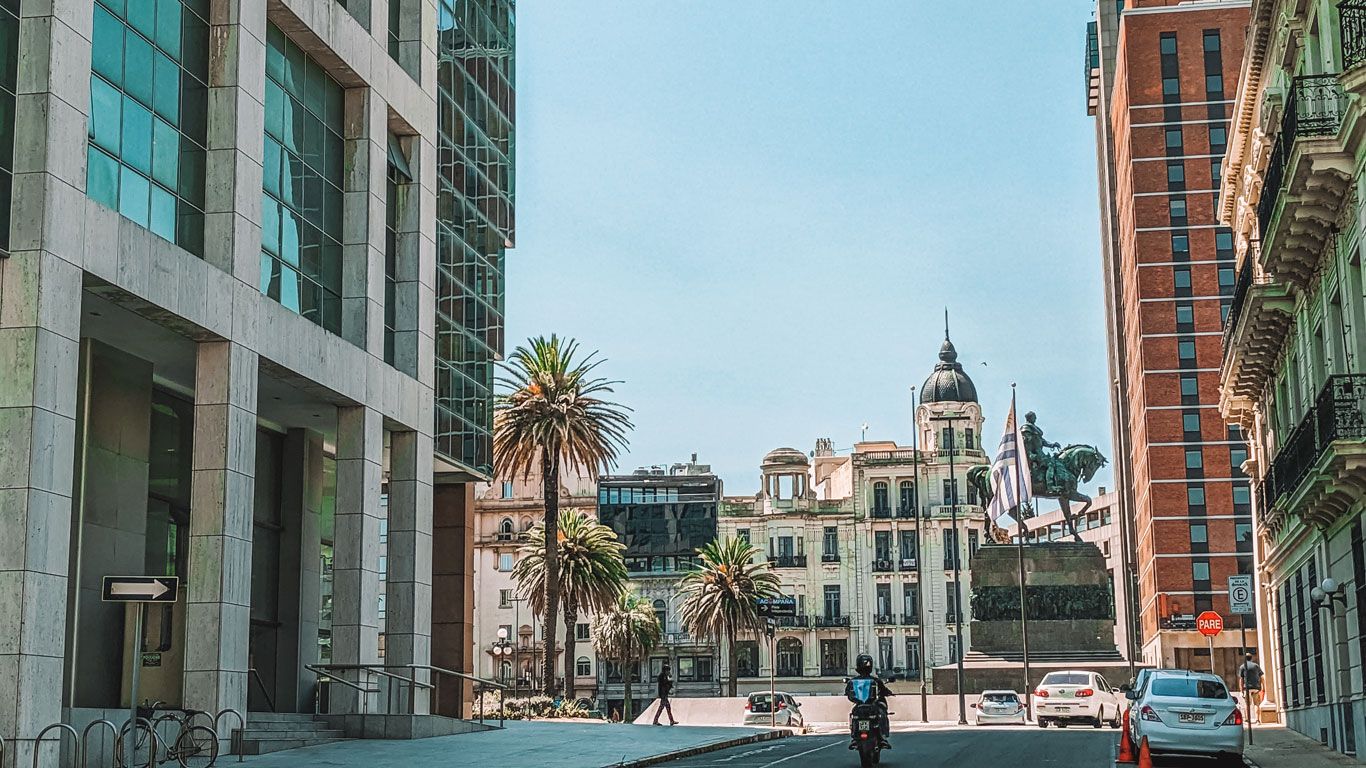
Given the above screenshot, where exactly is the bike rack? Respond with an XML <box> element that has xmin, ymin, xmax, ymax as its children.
<box><xmin>115</xmin><ymin>716</ymin><xmax>163</xmax><ymax>768</ymax></box>
<box><xmin>79</xmin><ymin>720</ymin><xmax>117</xmax><ymax>768</ymax></box>
<box><xmin>30</xmin><ymin>723</ymin><xmax>79</xmax><ymax>768</ymax></box>
<box><xmin>214</xmin><ymin>708</ymin><xmax>245</xmax><ymax>763</ymax></box>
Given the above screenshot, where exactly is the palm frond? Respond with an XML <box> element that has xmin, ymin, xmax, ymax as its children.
<box><xmin>591</xmin><ymin>592</ymin><xmax>662</xmax><ymax>663</ymax></box>
<box><xmin>677</xmin><ymin>537</ymin><xmax>783</xmax><ymax>644</ymax></box>
<box><xmin>511</xmin><ymin>509</ymin><xmax>629</xmax><ymax>617</ymax></box>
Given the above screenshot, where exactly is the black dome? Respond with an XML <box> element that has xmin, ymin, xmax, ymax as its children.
<box><xmin>920</xmin><ymin>334</ymin><xmax>978</xmax><ymax>404</ymax></box>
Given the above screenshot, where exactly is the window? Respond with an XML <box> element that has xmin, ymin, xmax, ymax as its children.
<box><xmin>876</xmin><ymin>583</ymin><xmax>892</xmax><ymax>616</ymax></box>
<box><xmin>1230</xmin><ymin>446</ymin><xmax>1248</xmax><ymax>468</ymax></box>
<box><xmin>1190</xmin><ymin>524</ymin><xmax>1208</xmax><ymax>544</ymax></box>
<box><xmin>1183</xmin><ymin>413</ymin><xmax>1201</xmax><ymax>433</ymax></box>
<box><xmin>1160</xmin><ymin>34</ymin><xmax>1177</xmax><ymax>55</ymax></box>
<box><xmin>1171</xmin><ymin>234</ymin><xmax>1189</xmax><ymax>253</ymax></box>
<box><xmin>820</xmin><ymin>639</ymin><xmax>848</xmax><ymax>676</ymax></box>
<box><xmin>1206</xmin><ymin>74</ymin><xmax>1223</xmax><ymax>93</ymax></box>
<box><xmin>941</xmin><ymin>427</ymin><xmax>954</xmax><ymax>449</ymax></box>
<box><xmin>1176</xmin><ymin>305</ymin><xmax>1194</xmax><ymax>326</ymax></box>
<box><xmin>1167</xmin><ymin>162</ymin><xmax>1185</xmax><ymax>183</ymax></box>
<box><xmin>1162</xmin><ymin>77</ymin><xmax>1180</xmax><ymax>96</ymax></box>
<box><xmin>498</xmin><ymin>553</ymin><xmax>513</xmax><ymax>572</ymax></box>
<box><xmin>899</xmin><ymin>481</ymin><xmax>915</xmax><ymax>514</ymax></box>
<box><xmin>1185</xmin><ymin>449</ymin><xmax>1203</xmax><ymax>469</ymax></box>
<box><xmin>1236</xmin><ymin>522</ymin><xmax>1252</xmax><ymax>544</ymax></box>
<box><xmin>872</xmin><ymin>481</ymin><xmax>889</xmax><ymax>514</ymax></box>
<box><xmin>899</xmin><ymin>530</ymin><xmax>917</xmax><ymax>562</ymax></box>
<box><xmin>1193</xmin><ymin>561</ymin><xmax>1211</xmax><ymax>582</ymax></box>
<box><xmin>0</xmin><ymin>2</ymin><xmax>17</xmax><ymax>253</ymax></box>
<box><xmin>500</xmin><ymin>481</ymin><xmax>513</xmax><ymax>499</ymax></box>
<box><xmin>968</xmin><ymin>530</ymin><xmax>980</xmax><ymax>562</ymax></box>
<box><xmin>695</xmin><ymin>656</ymin><xmax>714</xmax><ymax>683</ymax></box>
<box><xmin>942</xmin><ymin>479</ymin><xmax>959</xmax><ymax>506</ymax></box>
<box><xmin>653</xmin><ymin>599</ymin><xmax>667</xmax><ymax>631</ymax></box>
<box><xmin>262</xmin><ymin>24</ymin><xmax>347</xmax><ymax>333</ymax></box>
<box><xmin>499</xmin><ymin>518</ymin><xmax>514</xmax><ymax>536</ymax></box>
<box><xmin>1209</xmin><ymin>126</ymin><xmax>1227</xmax><ymax>147</ymax></box>
<box><xmin>1219</xmin><ymin>267</ymin><xmax>1235</xmax><ymax>287</ymax></box>
<box><xmin>1203</xmin><ymin>31</ymin><xmax>1220</xmax><ymax>52</ymax></box>
<box><xmin>823</xmin><ymin>526</ymin><xmax>839</xmax><ymax>557</ymax></box>
<box><xmin>1181</xmin><ymin>375</ymin><xmax>1199</xmax><ymax>397</ymax></box>
<box><xmin>737</xmin><ymin>528</ymin><xmax>750</xmax><ymax>544</ymax></box>
<box><xmin>875</xmin><ymin>531</ymin><xmax>892</xmax><ymax>562</ymax></box>
<box><xmin>824</xmin><ymin>585</ymin><xmax>841</xmax><ymax>618</ymax></box>
<box><xmin>1221</xmin><ymin>301</ymin><xmax>1231</xmax><ymax>323</ymax></box>
<box><xmin>1188</xmin><ymin>486</ymin><xmax>1206</xmax><ymax>506</ymax></box>
<box><xmin>1174</xmin><ymin>268</ymin><xmax>1191</xmax><ymax>289</ymax></box>
<box><xmin>382</xmin><ymin>143</ymin><xmax>411</xmax><ymax>366</ymax></box>
<box><xmin>1165</xmin><ymin>128</ymin><xmax>1183</xmax><ymax>148</ymax></box>
<box><xmin>1169</xmin><ymin>199</ymin><xmax>1187</xmax><ymax>220</ymax></box>
<box><xmin>677</xmin><ymin>656</ymin><xmax>695</xmax><ymax>681</ymax></box>
<box><xmin>499</xmin><ymin>588</ymin><xmax>512</xmax><ymax>608</ymax></box>
<box><xmin>905</xmin><ymin>637</ymin><xmax>922</xmax><ymax>679</ymax></box>
<box><xmin>946</xmin><ymin>583</ymin><xmax>962</xmax><ymax>622</ymax></box>
<box><xmin>576</xmin><ymin>657</ymin><xmax>591</xmax><ymax>677</ymax></box>
<box><xmin>949</xmin><ymin>635</ymin><xmax>961</xmax><ymax>663</ymax></box>
<box><xmin>1211</xmin><ymin>160</ymin><xmax>1222</xmax><ymax>185</ymax></box>
<box><xmin>943</xmin><ymin>529</ymin><xmax>960</xmax><ymax>570</ymax></box>
<box><xmin>1215</xmin><ymin>231</ymin><xmax>1233</xmax><ymax>251</ymax></box>
<box><xmin>1179</xmin><ymin>340</ymin><xmax>1196</xmax><ymax>361</ymax></box>
<box><xmin>576</xmin><ymin>622</ymin><xmax>590</xmax><ymax>641</ymax></box>
<box><xmin>903</xmin><ymin>583</ymin><xmax>919</xmax><ymax>621</ymax></box>
<box><xmin>964</xmin><ymin>428</ymin><xmax>975</xmax><ymax>449</ymax></box>
<box><xmin>86</xmin><ymin>0</ymin><xmax>209</xmax><ymax>253</ymax></box>
<box><xmin>1233</xmin><ymin>485</ymin><xmax>1251</xmax><ymax>505</ymax></box>
<box><xmin>878</xmin><ymin>636</ymin><xmax>894</xmax><ymax>673</ymax></box>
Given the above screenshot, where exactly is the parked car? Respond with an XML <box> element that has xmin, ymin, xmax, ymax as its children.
<box><xmin>971</xmin><ymin>690</ymin><xmax>1027</xmax><ymax>725</ymax></box>
<box><xmin>742</xmin><ymin>692</ymin><xmax>805</xmax><ymax>728</ymax></box>
<box><xmin>1126</xmin><ymin>670</ymin><xmax>1243</xmax><ymax>765</ymax></box>
<box><xmin>1033</xmin><ymin>670</ymin><xmax>1122</xmax><ymax>728</ymax></box>
<box><xmin>1118</xmin><ymin>668</ymin><xmax>1157</xmax><ymax>715</ymax></box>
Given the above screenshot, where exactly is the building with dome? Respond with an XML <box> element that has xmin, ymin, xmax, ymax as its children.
<box><xmin>716</xmin><ymin>330</ymin><xmax>993</xmax><ymax>694</ymax></box>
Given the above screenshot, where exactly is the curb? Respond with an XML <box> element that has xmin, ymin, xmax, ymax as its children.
<box><xmin>600</xmin><ymin>729</ymin><xmax>792</xmax><ymax>768</ymax></box>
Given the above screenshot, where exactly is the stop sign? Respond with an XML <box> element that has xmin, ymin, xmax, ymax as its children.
<box><xmin>1197</xmin><ymin>611</ymin><xmax>1224</xmax><ymax>637</ymax></box>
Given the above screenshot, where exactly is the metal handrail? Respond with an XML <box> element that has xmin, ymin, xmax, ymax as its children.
<box><xmin>248</xmin><ymin>667</ymin><xmax>277</xmax><ymax>713</ymax></box>
<box><xmin>80</xmin><ymin>719</ymin><xmax>117</xmax><ymax>768</ymax></box>
<box><xmin>307</xmin><ymin>663</ymin><xmax>436</xmax><ymax>715</ymax></box>
<box><xmin>408</xmin><ymin>664</ymin><xmax>506</xmax><ymax>728</ymax></box>
<box><xmin>32</xmin><ymin>723</ymin><xmax>79</xmax><ymax>768</ymax></box>
<box><xmin>214</xmin><ymin>708</ymin><xmax>245</xmax><ymax>763</ymax></box>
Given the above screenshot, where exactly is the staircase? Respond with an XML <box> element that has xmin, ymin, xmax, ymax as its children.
<box><xmin>237</xmin><ymin>713</ymin><xmax>349</xmax><ymax>755</ymax></box>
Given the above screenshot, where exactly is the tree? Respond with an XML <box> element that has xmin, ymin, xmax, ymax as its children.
<box><xmin>678</xmin><ymin>537</ymin><xmax>782</xmax><ymax>697</ymax></box>
<box><xmin>494</xmin><ymin>336</ymin><xmax>632</xmax><ymax>695</ymax></box>
<box><xmin>512</xmin><ymin>509</ymin><xmax>628</xmax><ymax>699</ymax></box>
<box><xmin>592</xmin><ymin>592</ymin><xmax>662</xmax><ymax>722</ymax></box>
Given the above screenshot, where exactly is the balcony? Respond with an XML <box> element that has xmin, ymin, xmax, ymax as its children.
<box><xmin>815</xmin><ymin>615</ymin><xmax>850</xmax><ymax>628</ymax></box>
<box><xmin>870</xmin><ymin>507</ymin><xmax>893</xmax><ymax>520</ymax></box>
<box><xmin>1343</xmin><ymin>1</ymin><xmax>1366</xmax><ymax>71</ymax></box>
<box><xmin>1261</xmin><ymin>374</ymin><xmax>1366</xmax><ymax>534</ymax></box>
<box><xmin>821</xmin><ymin>553</ymin><xmax>840</xmax><ymax>563</ymax></box>
<box><xmin>896</xmin><ymin>505</ymin><xmax>918</xmax><ymax>520</ymax></box>
<box><xmin>769</xmin><ymin>554</ymin><xmax>807</xmax><ymax>568</ymax></box>
<box><xmin>901</xmin><ymin>614</ymin><xmax>919</xmax><ymax>626</ymax></box>
<box><xmin>937</xmin><ymin>448</ymin><xmax>986</xmax><ymax>461</ymax></box>
<box><xmin>776</xmin><ymin>615</ymin><xmax>810</xmax><ymax>629</ymax></box>
<box><xmin>898</xmin><ymin>558</ymin><xmax>917</xmax><ymax>571</ymax></box>
<box><xmin>872</xmin><ymin>559</ymin><xmax>895</xmax><ymax>573</ymax></box>
<box><xmin>1221</xmin><ymin>245</ymin><xmax>1294</xmax><ymax>428</ymax></box>
<box><xmin>1256</xmin><ymin>74</ymin><xmax>1351</xmax><ymax>290</ymax></box>
<box><xmin>927</xmin><ymin>504</ymin><xmax>981</xmax><ymax>519</ymax></box>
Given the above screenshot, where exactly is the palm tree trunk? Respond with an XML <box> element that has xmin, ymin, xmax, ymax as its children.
<box><xmin>623</xmin><ymin>651</ymin><xmax>633</xmax><ymax>722</ymax></box>
<box><xmin>563</xmin><ymin>604</ymin><xmax>578</xmax><ymax>701</ymax></box>
<box><xmin>541</xmin><ymin>451</ymin><xmax>561</xmax><ymax>695</ymax></box>
<box><xmin>727</xmin><ymin>623</ymin><xmax>739</xmax><ymax>698</ymax></box>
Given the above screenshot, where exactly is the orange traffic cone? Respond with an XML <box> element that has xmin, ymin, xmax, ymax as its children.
<box><xmin>1116</xmin><ymin>709</ymin><xmax>1136</xmax><ymax>763</ymax></box>
<box><xmin>1137</xmin><ymin>736</ymin><xmax>1154</xmax><ymax>768</ymax></box>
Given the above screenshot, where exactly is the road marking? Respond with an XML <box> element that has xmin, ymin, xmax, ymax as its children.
<box><xmin>714</xmin><ymin>743</ymin><xmax>786</xmax><ymax>762</ymax></box>
<box><xmin>758</xmin><ymin>739</ymin><xmax>842</xmax><ymax>767</ymax></box>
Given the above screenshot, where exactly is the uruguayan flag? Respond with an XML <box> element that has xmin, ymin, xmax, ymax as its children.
<box><xmin>989</xmin><ymin>402</ymin><xmax>1034</xmax><ymax>529</ymax></box>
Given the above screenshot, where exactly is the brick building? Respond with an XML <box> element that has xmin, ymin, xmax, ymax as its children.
<box><xmin>1086</xmin><ymin>0</ymin><xmax>1258</xmax><ymax>684</ymax></box>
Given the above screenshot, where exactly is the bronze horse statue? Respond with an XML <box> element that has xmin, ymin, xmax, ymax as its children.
<box><xmin>968</xmin><ymin>444</ymin><xmax>1108</xmax><ymax>542</ymax></box>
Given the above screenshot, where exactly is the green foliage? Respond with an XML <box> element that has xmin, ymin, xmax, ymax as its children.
<box><xmin>592</xmin><ymin>592</ymin><xmax>663</xmax><ymax>663</ymax></box>
<box><xmin>475</xmin><ymin>694</ymin><xmax>598</xmax><ymax>720</ymax></box>
<box><xmin>677</xmin><ymin>537</ymin><xmax>782</xmax><ymax>644</ymax></box>
<box><xmin>512</xmin><ymin>509</ymin><xmax>628</xmax><ymax>618</ymax></box>
<box><xmin>969</xmin><ymin>584</ymin><xmax>1115</xmax><ymax>621</ymax></box>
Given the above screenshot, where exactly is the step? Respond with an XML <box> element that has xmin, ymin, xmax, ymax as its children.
<box><xmin>239</xmin><ymin>737</ymin><xmax>349</xmax><ymax>755</ymax></box>
<box><xmin>239</xmin><ymin>728</ymin><xmax>346</xmax><ymax>741</ymax></box>
<box><xmin>245</xmin><ymin>712</ymin><xmax>327</xmax><ymax>723</ymax></box>
<box><xmin>243</xmin><ymin>720</ymin><xmax>341</xmax><ymax>733</ymax></box>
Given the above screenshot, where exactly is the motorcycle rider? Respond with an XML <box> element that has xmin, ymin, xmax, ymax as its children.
<box><xmin>845</xmin><ymin>653</ymin><xmax>892</xmax><ymax>751</ymax></box>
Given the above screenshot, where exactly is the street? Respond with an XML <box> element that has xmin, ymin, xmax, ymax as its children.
<box><xmin>656</xmin><ymin>728</ymin><xmax>1247</xmax><ymax>768</ymax></box>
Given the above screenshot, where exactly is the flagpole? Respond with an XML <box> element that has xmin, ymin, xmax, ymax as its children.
<box><xmin>1012</xmin><ymin>383</ymin><xmax>1034</xmax><ymax>721</ymax></box>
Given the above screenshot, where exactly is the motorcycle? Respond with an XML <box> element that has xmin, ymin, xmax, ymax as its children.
<box><xmin>850</xmin><ymin>700</ymin><xmax>884</xmax><ymax>766</ymax></box>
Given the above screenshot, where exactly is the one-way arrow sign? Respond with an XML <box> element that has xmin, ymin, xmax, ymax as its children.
<box><xmin>102</xmin><ymin>576</ymin><xmax>179</xmax><ymax>603</ymax></box>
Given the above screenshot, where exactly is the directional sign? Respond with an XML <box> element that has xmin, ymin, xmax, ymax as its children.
<box><xmin>102</xmin><ymin>576</ymin><xmax>178</xmax><ymax>603</ymax></box>
<box><xmin>1228</xmin><ymin>575</ymin><xmax>1254</xmax><ymax>615</ymax></box>
<box><xmin>756</xmin><ymin>596</ymin><xmax>797</xmax><ymax>618</ymax></box>
<box><xmin>1196</xmin><ymin>610</ymin><xmax>1224</xmax><ymax>637</ymax></box>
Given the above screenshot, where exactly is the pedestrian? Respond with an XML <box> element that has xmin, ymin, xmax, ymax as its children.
<box><xmin>1238</xmin><ymin>651</ymin><xmax>1264</xmax><ymax>723</ymax></box>
<box><xmin>653</xmin><ymin>662</ymin><xmax>679</xmax><ymax>725</ymax></box>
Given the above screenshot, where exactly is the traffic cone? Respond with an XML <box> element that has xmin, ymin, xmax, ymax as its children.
<box><xmin>1116</xmin><ymin>709</ymin><xmax>1136</xmax><ymax>763</ymax></box>
<box><xmin>1137</xmin><ymin>736</ymin><xmax>1154</xmax><ymax>768</ymax></box>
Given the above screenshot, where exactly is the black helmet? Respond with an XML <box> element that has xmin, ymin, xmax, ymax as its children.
<box><xmin>855</xmin><ymin>654</ymin><xmax>874</xmax><ymax>675</ymax></box>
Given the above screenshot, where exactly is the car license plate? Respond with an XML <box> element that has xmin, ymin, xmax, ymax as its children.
<box><xmin>1178</xmin><ymin>713</ymin><xmax>1205</xmax><ymax>724</ymax></box>
<box><xmin>857</xmin><ymin>719</ymin><xmax>870</xmax><ymax>730</ymax></box>
<box><xmin>1056</xmin><ymin>706</ymin><xmax>1071</xmax><ymax>712</ymax></box>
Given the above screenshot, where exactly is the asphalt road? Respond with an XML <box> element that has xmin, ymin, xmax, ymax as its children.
<box><xmin>658</xmin><ymin>728</ymin><xmax>1246</xmax><ymax>768</ymax></box>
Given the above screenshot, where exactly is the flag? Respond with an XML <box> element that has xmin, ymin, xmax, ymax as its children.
<box><xmin>989</xmin><ymin>399</ymin><xmax>1034</xmax><ymax>529</ymax></box>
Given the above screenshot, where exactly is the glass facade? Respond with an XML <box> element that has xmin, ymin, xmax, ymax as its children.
<box><xmin>261</xmin><ymin>24</ymin><xmax>346</xmax><ymax>334</ymax></box>
<box><xmin>0</xmin><ymin>0</ymin><xmax>16</xmax><ymax>253</ymax></box>
<box><xmin>435</xmin><ymin>0</ymin><xmax>514</xmax><ymax>475</ymax></box>
<box><xmin>86</xmin><ymin>0</ymin><xmax>208</xmax><ymax>254</ymax></box>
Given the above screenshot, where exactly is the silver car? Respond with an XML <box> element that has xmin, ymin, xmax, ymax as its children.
<box><xmin>972</xmin><ymin>690</ymin><xmax>1027</xmax><ymax>725</ymax></box>
<box><xmin>1127</xmin><ymin>670</ymin><xmax>1244</xmax><ymax>764</ymax></box>
<box><xmin>742</xmin><ymin>692</ymin><xmax>804</xmax><ymax>728</ymax></box>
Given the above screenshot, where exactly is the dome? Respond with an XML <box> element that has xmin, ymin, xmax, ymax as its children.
<box><xmin>761</xmin><ymin>447</ymin><xmax>809</xmax><ymax>467</ymax></box>
<box><xmin>920</xmin><ymin>333</ymin><xmax>978</xmax><ymax>404</ymax></box>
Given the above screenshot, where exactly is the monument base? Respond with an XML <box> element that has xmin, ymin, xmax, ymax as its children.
<box><xmin>931</xmin><ymin>653</ymin><xmax>1136</xmax><ymax>695</ymax></box>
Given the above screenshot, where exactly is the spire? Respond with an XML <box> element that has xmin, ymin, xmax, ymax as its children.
<box><xmin>945</xmin><ymin>307</ymin><xmax>950</xmax><ymax>341</ymax></box>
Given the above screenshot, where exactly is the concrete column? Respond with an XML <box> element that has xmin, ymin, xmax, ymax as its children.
<box><xmin>277</xmin><ymin>428</ymin><xmax>324</xmax><ymax>713</ymax></box>
<box><xmin>203</xmin><ymin>0</ymin><xmax>267</xmax><ymax>285</ymax></box>
<box><xmin>385</xmin><ymin>430</ymin><xmax>433</xmax><ymax>712</ymax></box>
<box><xmin>391</xmin><ymin>134</ymin><xmax>424</xmax><ymax>380</ymax></box>
<box><xmin>184</xmin><ymin>341</ymin><xmax>258</xmax><ymax>727</ymax></box>
<box><xmin>432</xmin><ymin>481</ymin><xmax>474</xmax><ymax>717</ymax></box>
<box><xmin>0</xmin><ymin>2</ymin><xmax>90</xmax><ymax>765</ymax></box>
<box><xmin>331</xmin><ymin>405</ymin><xmax>383</xmax><ymax>709</ymax></box>
<box><xmin>341</xmin><ymin>90</ymin><xmax>386</xmax><ymax>354</ymax></box>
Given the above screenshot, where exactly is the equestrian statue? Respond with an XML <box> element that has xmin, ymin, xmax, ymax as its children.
<box><xmin>967</xmin><ymin>411</ymin><xmax>1108</xmax><ymax>542</ymax></box>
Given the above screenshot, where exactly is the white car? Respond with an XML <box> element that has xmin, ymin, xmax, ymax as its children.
<box><xmin>971</xmin><ymin>690</ymin><xmax>1027</xmax><ymax>725</ymax></box>
<box><xmin>1127</xmin><ymin>670</ymin><xmax>1243</xmax><ymax>764</ymax></box>
<box><xmin>742</xmin><ymin>692</ymin><xmax>804</xmax><ymax>728</ymax></box>
<box><xmin>1033</xmin><ymin>670</ymin><xmax>1122</xmax><ymax>728</ymax></box>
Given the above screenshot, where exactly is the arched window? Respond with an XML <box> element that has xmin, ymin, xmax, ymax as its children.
<box><xmin>576</xmin><ymin>656</ymin><xmax>592</xmax><ymax>677</ymax></box>
<box><xmin>499</xmin><ymin>518</ymin><xmax>514</xmax><ymax>536</ymax></box>
<box><xmin>899</xmin><ymin>480</ymin><xmax>915</xmax><ymax>516</ymax></box>
<box><xmin>653</xmin><ymin>599</ymin><xmax>667</xmax><ymax>631</ymax></box>
<box><xmin>872</xmin><ymin>482</ymin><xmax>889</xmax><ymax>515</ymax></box>
<box><xmin>776</xmin><ymin>638</ymin><xmax>803</xmax><ymax>677</ymax></box>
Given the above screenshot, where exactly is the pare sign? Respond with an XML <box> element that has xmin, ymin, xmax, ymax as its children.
<box><xmin>1196</xmin><ymin>611</ymin><xmax>1224</xmax><ymax>637</ymax></box>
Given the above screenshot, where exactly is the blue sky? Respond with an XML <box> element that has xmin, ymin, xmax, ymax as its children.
<box><xmin>507</xmin><ymin>1</ymin><xmax>1112</xmax><ymax>495</ymax></box>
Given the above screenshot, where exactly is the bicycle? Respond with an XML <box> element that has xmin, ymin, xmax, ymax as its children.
<box><xmin>116</xmin><ymin>707</ymin><xmax>220</xmax><ymax>768</ymax></box>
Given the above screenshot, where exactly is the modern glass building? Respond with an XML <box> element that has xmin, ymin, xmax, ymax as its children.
<box><xmin>435</xmin><ymin>0</ymin><xmax>515</xmax><ymax>477</ymax></box>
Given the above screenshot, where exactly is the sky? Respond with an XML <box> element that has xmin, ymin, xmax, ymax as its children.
<box><xmin>507</xmin><ymin>1</ymin><xmax>1113</xmax><ymax>496</ymax></box>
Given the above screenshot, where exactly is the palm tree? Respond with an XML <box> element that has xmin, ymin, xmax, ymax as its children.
<box><xmin>678</xmin><ymin>538</ymin><xmax>782</xmax><ymax>697</ymax></box>
<box><xmin>592</xmin><ymin>592</ymin><xmax>662</xmax><ymax>722</ymax></box>
<box><xmin>495</xmin><ymin>335</ymin><xmax>632</xmax><ymax>695</ymax></box>
<box><xmin>511</xmin><ymin>509</ymin><xmax>628</xmax><ymax>699</ymax></box>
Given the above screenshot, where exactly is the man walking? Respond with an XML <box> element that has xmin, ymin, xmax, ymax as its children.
<box><xmin>1238</xmin><ymin>652</ymin><xmax>1264</xmax><ymax>723</ymax></box>
<box><xmin>653</xmin><ymin>662</ymin><xmax>679</xmax><ymax>725</ymax></box>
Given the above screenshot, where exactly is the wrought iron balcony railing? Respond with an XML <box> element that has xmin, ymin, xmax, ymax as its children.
<box><xmin>896</xmin><ymin>505</ymin><xmax>918</xmax><ymax>519</ymax></box>
<box><xmin>874</xmin><ymin>614</ymin><xmax>896</xmax><ymax>625</ymax></box>
<box><xmin>898</xmin><ymin>558</ymin><xmax>917</xmax><ymax>571</ymax></box>
<box><xmin>1256</xmin><ymin>74</ymin><xmax>1347</xmax><ymax>236</ymax></box>
<box><xmin>873</xmin><ymin>559</ymin><xmax>895</xmax><ymax>573</ymax></box>
<box><xmin>821</xmin><ymin>553</ymin><xmax>840</xmax><ymax>563</ymax></box>
<box><xmin>901</xmin><ymin>613</ymin><xmax>919</xmax><ymax>626</ymax></box>
<box><xmin>1222</xmin><ymin>255</ymin><xmax>1254</xmax><ymax>358</ymax></box>
<box><xmin>815</xmin><ymin>615</ymin><xmax>850</xmax><ymax>628</ymax></box>
<box><xmin>871</xmin><ymin>507</ymin><xmax>893</xmax><ymax>519</ymax></box>
<box><xmin>1263</xmin><ymin>374</ymin><xmax>1366</xmax><ymax>510</ymax></box>
<box><xmin>1343</xmin><ymin>1</ymin><xmax>1366</xmax><ymax>70</ymax></box>
<box><xmin>769</xmin><ymin>554</ymin><xmax>807</xmax><ymax>568</ymax></box>
<box><xmin>776</xmin><ymin>615</ymin><xmax>810</xmax><ymax>628</ymax></box>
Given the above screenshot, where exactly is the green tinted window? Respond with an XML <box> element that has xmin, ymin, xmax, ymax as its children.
<box><xmin>85</xmin><ymin>0</ymin><xmax>207</xmax><ymax>254</ymax></box>
<box><xmin>0</xmin><ymin>0</ymin><xmax>18</xmax><ymax>252</ymax></box>
<box><xmin>260</xmin><ymin>23</ymin><xmax>345</xmax><ymax>334</ymax></box>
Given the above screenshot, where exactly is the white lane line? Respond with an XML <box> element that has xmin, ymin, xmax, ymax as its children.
<box><xmin>759</xmin><ymin>739</ymin><xmax>843</xmax><ymax>767</ymax></box>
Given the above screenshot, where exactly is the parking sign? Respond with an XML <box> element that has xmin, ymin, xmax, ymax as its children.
<box><xmin>1228</xmin><ymin>575</ymin><xmax>1254</xmax><ymax>615</ymax></box>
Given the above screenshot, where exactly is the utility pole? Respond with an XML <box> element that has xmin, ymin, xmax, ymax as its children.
<box><xmin>912</xmin><ymin>386</ymin><xmax>928</xmax><ymax>723</ymax></box>
<box><xmin>1010</xmin><ymin>384</ymin><xmax>1034</xmax><ymax>720</ymax></box>
<box><xmin>933</xmin><ymin>412</ymin><xmax>968</xmax><ymax>726</ymax></box>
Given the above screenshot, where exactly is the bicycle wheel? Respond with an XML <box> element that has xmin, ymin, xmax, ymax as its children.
<box><xmin>174</xmin><ymin>724</ymin><xmax>220</xmax><ymax>768</ymax></box>
<box><xmin>113</xmin><ymin>724</ymin><xmax>155</xmax><ymax>768</ymax></box>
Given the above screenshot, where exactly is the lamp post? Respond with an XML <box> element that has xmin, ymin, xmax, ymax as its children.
<box><xmin>911</xmin><ymin>386</ymin><xmax>928</xmax><ymax>723</ymax></box>
<box><xmin>931</xmin><ymin>412</ymin><xmax>968</xmax><ymax>726</ymax></box>
<box><xmin>494</xmin><ymin>627</ymin><xmax>514</xmax><ymax>700</ymax></box>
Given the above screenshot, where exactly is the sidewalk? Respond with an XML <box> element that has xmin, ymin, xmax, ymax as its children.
<box><xmin>1245</xmin><ymin>725</ymin><xmax>1364</xmax><ymax>768</ymax></box>
<box><xmin>236</xmin><ymin>720</ymin><xmax>787</xmax><ymax>768</ymax></box>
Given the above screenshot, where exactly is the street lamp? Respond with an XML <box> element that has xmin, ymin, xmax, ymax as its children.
<box><xmin>1311</xmin><ymin>578</ymin><xmax>1346</xmax><ymax>613</ymax></box>
<box><xmin>494</xmin><ymin>627</ymin><xmax>515</xmax><ymax>696</ymax></box>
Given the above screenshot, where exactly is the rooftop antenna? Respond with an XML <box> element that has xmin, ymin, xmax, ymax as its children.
<box><xmin>944</xmin><ymin>307</ymin><xmax>950</xmax><ymax>339</ymax></box>
<box><xmin>860</xmin><ymin>422</ymin><xmax>870</xmax><ymax>442</ymax></box>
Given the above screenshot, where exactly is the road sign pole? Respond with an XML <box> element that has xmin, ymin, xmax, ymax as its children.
<box><xmin>126</xmin><ymin>602</ymin><xmax>144</xmax><ymax>768</ymax></box>
<box><xmin>1208</xmin><ymin>634</ymin><xmax>1215</xmax><ymax>673</ymax></box>
<box><xmin>770</xmin><ymin>629</ymin><xmax>776</xmax><ymax>729</ymax></box>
